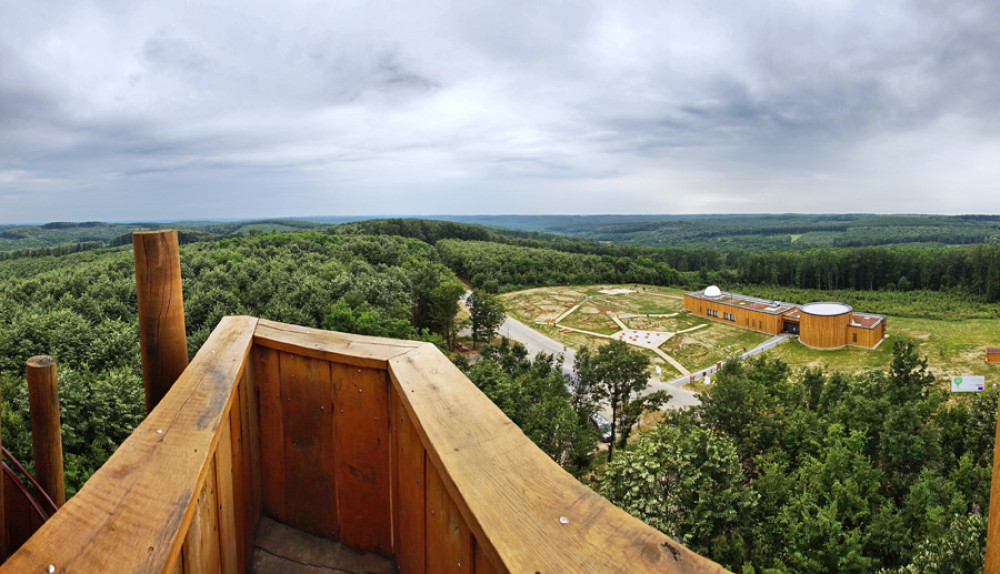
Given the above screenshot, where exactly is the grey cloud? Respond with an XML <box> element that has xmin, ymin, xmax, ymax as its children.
<box><xmin>1</xmin><ymin>0</ymin><xmax>1000</xmax><ymax>221</ymax></box>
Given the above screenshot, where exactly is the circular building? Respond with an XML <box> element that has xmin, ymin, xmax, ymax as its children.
<box><xmin>704</xmin><ymin>285</ymin><xmax>722</xmax><ymax>298</ymax></box>
<box><xmin>799</xmin><ymin>302</ymin><xmax>853</xmax><ymax>349</ymax></box>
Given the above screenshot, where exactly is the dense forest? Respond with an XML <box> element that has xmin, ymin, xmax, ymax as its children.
<box><xmin>603</xmin><ymin>343</ymin><xmax>992</xmax><ymax>572</ymax></box>
<box><xmin>435</xmin><ymin>213</ymin><xmax>1000</xmax><ymax>251</ymax></box>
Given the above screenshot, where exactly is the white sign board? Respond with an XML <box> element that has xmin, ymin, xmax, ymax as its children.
<box><xmin>951</xmin><ymin>376</ymin><xmax>985</xmax><ymax>393</ymax></box>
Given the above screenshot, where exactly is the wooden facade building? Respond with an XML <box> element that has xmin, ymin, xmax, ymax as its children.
<box><xmin>683</xmin><ymin>287</ymin><xmax>887</xmax><ymax>350</ymax></box>
<box><xmin>988</xmin><ymin>347</ymin><xmax>1000</xmax><ymax>364</ymax></box>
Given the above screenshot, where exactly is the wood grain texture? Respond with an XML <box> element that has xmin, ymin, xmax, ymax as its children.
<box><xmin>474</xmin><ymin>538</ymin><xmax>500</xmax><ymax>574</ymax></box>
<box><xmin>799</xmin><ymin>308</ymin><xmax>851</xmax><ymax>349</ymax></box>
<box><xmin>133</xmin><ymin>229</ymin><xmax>189</xmax><ymax>413</ymax></box>
<box><xmin>254</xmin><ymin>320</ymin><xmax>422</xmax><ymax>370</ymax></box>
<box><xmin>254</xmin><ymin>345</ymin><xmax>286</xmax><ymax>522</ymax></box>
<box><xmin>233</xmin><ymin>369</ymin><xmax>255</xmax><ymax>572</ymax></box>
<box><xmin>389</xmin><ymin>343</ymin><xmax>729</xmax><ymax>573</ymax></box>
<box><xmin>216</xmin><ymin>416</ymin><xmax>238</xmax><ymax>574</ymax></box>
<box><xmin>281</xmin><ymin>352</ymin><xmax>338</xmax><ymax>538</ymax></box>
<box><xmin>184</xmin><ymin>458</ymin><xmax>221</xmax><ymax>574</ymax></box>
<box><xmin>0</xmin><ymin>316</ymin><xmax>256</xmax><ymax>574</ymax></box>
<box><xmin>245</xmin><ymin>361</ymin><xmax>263</xmax><ymax>536</ymax></box>
<box><xmin>425</xmin><ymin>459</ymin><xmax>472</xmax><ymax>573</ymax></box>
<box><xmin>26</xmin><ymin>355</ymin><xmax>65</xmax><ymax>507</ymax></box>
<box><xmin>332</xmin><ymin>363</ymin><xmax>391</xmax><ymax>555</ymax></box>
<box><xmin>391</xmin><ymin>389</ymin><xmax>426</xmax><ymax>574</ymax></box>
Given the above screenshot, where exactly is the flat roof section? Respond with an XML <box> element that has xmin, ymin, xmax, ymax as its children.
<box><xmin>850</xmin><ymin>313</ymin><xmax>886</xmax><ymax>329</ymax></box>
<box><xmin>685</xmin><ymin>289</ymin><xmax>799</xmax><ymax>315</ymax></box>
<box><xmin>801</xmin><ymin>302</ymin><xmax>853</xmax><ymax>316</ymax></box>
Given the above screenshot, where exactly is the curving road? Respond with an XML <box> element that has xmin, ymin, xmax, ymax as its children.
<box><xmin>500</xmin><ymin>312</ymin><xmax>700</xmax><ymax>411</ymax></box>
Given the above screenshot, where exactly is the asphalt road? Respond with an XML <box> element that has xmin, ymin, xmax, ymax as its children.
<box><xmin>500</xmin><ymin>313</ymin><xmax>701</xmax><ymax>411</ymax></box>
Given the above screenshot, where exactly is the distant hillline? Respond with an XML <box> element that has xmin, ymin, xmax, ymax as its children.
<box><xmin>3</xmin><ymin>213</ymin><xmax>998</xmax><ymax>226</ymax></box>
<box><xmin>2</xmin><ymin>213</ymin><xmax>1000</xmax><ymax>253</ymax></box>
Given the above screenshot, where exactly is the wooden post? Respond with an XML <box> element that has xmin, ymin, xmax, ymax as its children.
<box><xmin>134</xmin><ymin>229</ymin><xmax>188</xmax><ymax>413</ymax></box>
<box><xmin>26</xmin><ymin>356</ymin><xmax>65</xmax><ymax>508</ymax></box>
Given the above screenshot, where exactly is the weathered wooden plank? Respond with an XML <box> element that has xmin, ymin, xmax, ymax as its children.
<box><xmin>425</xmin><ymin>459</ymin><xmax>472</xmax><ymax>573</ymax></box>
<box><xmin>246</xmin><ymin>349</ymin><xmax>263</xmax><ymax>529</ymax></box>
<box><xmin>332</xmin><ymin>363</ymin><xmax>391</xmax><ymax>555</ymax></box>
<box><xmin>254</xmin><ymin>320</ymin><xmax>422</xmax><ymax>370</ymax></box>
<box><xmin>253</xmin><ymin>345</ymin><xmax>286</xmax><ymax>522</ymax></box>
<box><xmin>184</xmin><ymin>457</ymin><xmax>221</xmax><ymax>574</ymax></box>
<box><xmin>391</xmin><ymin>389</ymin><xmax>426</xmax><ymax>574</ymax></box>
<box><xmin>474</xmin><ymin>538</ymin><xmax>501</xmax><ymax>574</ymax></box>
<box><xmin>253</xmin><ymin>516</ymin><xmax>396</xmax><ymax>574</ymax></box>
<box><xmin>389</xmin><ymin>344</ymin><xmax>728</xmax><ymax>573</ymax></box>
<box><xmin>168</xmin><ymin>550</ymin><xmax>184</xmax><ymax>574</ymax></box>
<box><xmin>1</xmin><ymin>316</ymin><xmax>257</xmax><ymax>573</ymax></box>
<box><xmin>281</xmin><ymin>352</ymin><xmax>338</xmax><ymax>538</ymax></box>
<box><xmin>216</xmin><ymin>416</ymin><xmax>238</xmax><ymax>574</ymax></box>
<box><xmin>233</xmin><ymin>370</ymin><xmax>252</xmax><ymax>572</ymax></box>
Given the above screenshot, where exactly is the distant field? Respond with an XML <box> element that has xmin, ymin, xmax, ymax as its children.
<box><xmin>502</xmin><ymin>284</ymin><xmax>1000</xmax><ymax>386</ymax></box>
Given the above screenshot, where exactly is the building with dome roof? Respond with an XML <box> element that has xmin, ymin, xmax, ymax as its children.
<box><xmin>684</xmin><ymin>286</ymin><xmax>887</xmax><ymax>349</ymax></box>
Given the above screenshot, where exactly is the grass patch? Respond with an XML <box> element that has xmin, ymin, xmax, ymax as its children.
<box><xmin>662</xmin><ymin>319</ymin><xmax>770</xmax><ymax>371</ymax></box>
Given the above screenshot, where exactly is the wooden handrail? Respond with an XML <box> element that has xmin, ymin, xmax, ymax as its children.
<box><xmin>258</xmin><ymin>319</ymin><xmax>727</xmax><ymax>573</ymax></box>
<box><xmin>1</xmin><ymin>316</ymin><xmax>257</xmax><ymax>573</ymax></box>
<box><xmin>1</xmin><ymin>317</ymin><xmax>727</xmax><ymax>573</ymax></box>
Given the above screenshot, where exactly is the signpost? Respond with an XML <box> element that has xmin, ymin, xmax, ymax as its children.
<box><xmin>951</xmin><ymin>376</ymin><xmax>985</xmax><ymax>393</ymax></box>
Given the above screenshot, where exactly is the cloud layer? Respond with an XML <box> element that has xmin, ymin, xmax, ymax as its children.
<box><xmin>2</xmin><ymin>0</ymin><xmax>999</xmax><ymax>222</ymax></box>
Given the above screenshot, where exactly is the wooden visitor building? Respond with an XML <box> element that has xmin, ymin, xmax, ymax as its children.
<box><xmin>683</xmin><ymin>286</ymin><xmax>887</xmax><ymax>350</ymax></box>
<box><xmin>0</xmin><ymin>231</ymin><xmax>730</xmax><ymax>572</ymax></box>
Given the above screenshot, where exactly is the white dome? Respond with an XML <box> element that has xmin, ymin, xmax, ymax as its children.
<box><xmin>704</xmin><ymin>285</ymin><xmax>722</xmax><ymax>298</ymax></box>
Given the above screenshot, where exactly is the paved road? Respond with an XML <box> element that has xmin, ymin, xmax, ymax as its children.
<box><xmin>501</xmin><ymin>314</ymin><xmax>576</xmax><ymax>376</ymax></box>
<box><xmin>502</xmin><ymin>313</ymin><xmax>700</xmax><ymax>410</ymax></box>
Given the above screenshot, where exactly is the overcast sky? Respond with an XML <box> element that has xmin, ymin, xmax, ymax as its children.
<box><xmin>2</xmin><ymin>0</ymin><xmax>999</xmax><ymax>222</ymax></box>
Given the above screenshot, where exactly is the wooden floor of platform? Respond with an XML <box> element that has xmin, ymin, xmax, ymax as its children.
<box><xmin>251</xmin><ymin>517</ymin><xmax>397</xmax><ymax>574</ymax></box>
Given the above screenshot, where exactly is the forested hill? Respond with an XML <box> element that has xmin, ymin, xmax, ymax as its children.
<box><xmin>0</xmin><ymin>219</ymin><xmax>321</xmax><ymax>252</ymax></box>
<box><xmin>431</xmin><ymin>214</ymin><xmax>1000</xmax><ymax>251</ymax></box>
<box><xmin>0</xmin><ymin>230</ymin><xmax>464</xmax><ymax>495</ymax></box>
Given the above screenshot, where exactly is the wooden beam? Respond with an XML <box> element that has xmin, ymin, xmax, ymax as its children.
<box><xmin>133</xmin><ymin>229</ymin><xmax>188</xmax><ymax>413</ymax></box>
<box><xmin>26</xmin><ymin>355</ymin><xmax>65</xmax><ymax>508</ymax></box>
<box><xmin>254</xmin><ymin>319</ymin><xmax>422</xmax><ymax>370</ymax></box>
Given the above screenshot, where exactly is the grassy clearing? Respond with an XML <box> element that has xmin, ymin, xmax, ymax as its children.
<box><xmin>502</xmin><ymin>284</ymin><xmax>1000</xmax><ymax>387</ymax></box>
<box><xmin>662</xmin><ymin>319</ymin><xmax>770</xmax><ymax>370</ymax></box>
<box><xmin>768</xmin><ymin>316</ymin><xmax>1000</xmax><ymax>383</ymax></box>
<box><xmin>561</xmin><ymin>301</ymin><xmax>622</xmax><ymax>335</ymax></box>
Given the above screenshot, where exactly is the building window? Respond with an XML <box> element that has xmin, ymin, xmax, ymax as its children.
<box><xmin>853</xmin><ymin>333</ymin><xmax>857</xmax><ymax>343</ymax></box>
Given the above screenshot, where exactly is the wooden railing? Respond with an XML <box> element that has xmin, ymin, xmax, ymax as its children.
<box><xmin>1</xmin><ymin>317</ymin><xmax>727</xmax><ymax>573</ymax></box>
